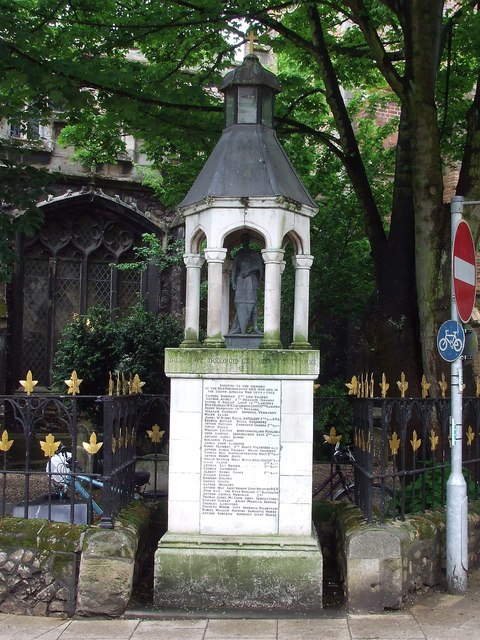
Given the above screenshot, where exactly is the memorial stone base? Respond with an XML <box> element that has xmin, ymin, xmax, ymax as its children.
<box><xmin>154</xmin><ymin>348</ymin><xmax>322</xmax><ymax>611</ymax></box>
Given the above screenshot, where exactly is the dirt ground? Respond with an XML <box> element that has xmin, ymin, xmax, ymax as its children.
<box><xmin>0</xmin><ymin>472</ymin><xmax>52</xmax><ymax>504</ymax></box>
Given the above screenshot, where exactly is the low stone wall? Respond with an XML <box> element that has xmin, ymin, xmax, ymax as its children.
<box><xmin>336</xmin><ymin>501</ymin><xmax>480</xmax><ymax>613</ymax></box>
<box><xmin>0</xmin><ymin>500</ymin><xmax>158</xmax><ymax>617</ymax></box>
<box><xmin>0</xmin><ymin>517</ymin><xmax>85</xmax><ymax>616</ymax></box>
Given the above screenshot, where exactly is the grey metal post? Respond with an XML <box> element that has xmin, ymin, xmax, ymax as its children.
<box><xmin>446</xmin><ymin>195</ymin><xmax>468</xmax><ymax>593</ymax></box>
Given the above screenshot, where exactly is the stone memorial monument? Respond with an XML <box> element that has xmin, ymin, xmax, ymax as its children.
<box><xmin>154</xmin><ymin>47</ymin><xmax>322</xmax><ymax>611</ymax></box>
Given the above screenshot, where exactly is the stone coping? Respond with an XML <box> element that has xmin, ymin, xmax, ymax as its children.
<box><xmin>165</xmin><ymin>348</ymin><xmax>320</xmax><ymax>378</ymax></box>
<box><xmin>158</xmin><ymin>531</ymin><xmax>320</xmax><ymax>551</ymax></box>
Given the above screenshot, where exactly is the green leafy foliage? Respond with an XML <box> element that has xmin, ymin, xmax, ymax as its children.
<box><xmin>313</xmin><ymin>380</ymin><xmax>353</xmax><ymax>461</ymax></box>
<box><xmin>113</xmin><ymin>233</ymin><xmax>184</xmax><ymax>272</ymax></box>
<box><xmin>390</xmin><ymin>464</ymin><xmax>479</xmax><ymax>516</ymax></box>
<box><xmin>0</xmin><ymin>147</ymin><xmax>57</xmax><ymax>282</ymax></box>
<box><xmin>2</xmin><ymin>1</ymin><xmax>480</xmax><ymax>386</ymax></box>
<box><xmin>52</xmin><ymin>305</ymin><xmax>183</xmax><ymax>395</ymax></box>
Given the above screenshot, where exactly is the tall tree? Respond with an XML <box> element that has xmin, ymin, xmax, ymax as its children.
<box><xmin>1</xmin><ymin>1</ymin><xmax>479</xmax><ymax>390</ymax></box>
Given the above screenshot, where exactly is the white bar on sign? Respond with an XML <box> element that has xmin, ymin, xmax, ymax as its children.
<box><xmin>454</xmin><ymin>256</ymin><xmax>476</xmax><ymax>286</ymax></box>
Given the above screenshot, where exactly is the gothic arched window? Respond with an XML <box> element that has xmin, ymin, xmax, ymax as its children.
<box><xmin>13</xmin><ymin>200</ymin><xmax>160</xmax><ymax>388</ymax></box>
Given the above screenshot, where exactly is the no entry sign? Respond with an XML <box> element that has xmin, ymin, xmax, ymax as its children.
<box><xmin>453</xmin><ymin>219</ymin><xmax>477</xmax><ymax>323</ymax></box>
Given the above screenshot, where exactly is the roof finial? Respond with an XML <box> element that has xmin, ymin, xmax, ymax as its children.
<box><xmin>248</xmin><ymin>30</ymin><xmax>255</xmax><ymax>55</ymax></box>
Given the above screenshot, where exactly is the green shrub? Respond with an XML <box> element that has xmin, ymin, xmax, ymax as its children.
<box><xmin>390</xmin><ymin>464</ymin><xmax>478</xmax><ymax>515</ymax></box>
<box><xmin>53</xmin><ymin>304</ymin><xmax>183</xmax><ymax>395</ymax></box>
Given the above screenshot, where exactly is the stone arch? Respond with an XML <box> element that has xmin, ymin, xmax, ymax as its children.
<box><xmin>222</xmin><ymin>225</ymin><xmax>267</xmax><ymax>253</ymax></box>
<box><xmin>282</xmin><ymin>229</ymin><xmax>305</xmax><ymax>255</ymax></box>
<box><xmin>188</xmin><ymin>227</ymin><xmax>207</xmax><ymax>255</ymax></box>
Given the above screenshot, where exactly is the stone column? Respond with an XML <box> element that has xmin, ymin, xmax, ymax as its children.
<box><xmin>204</xmin><ymin>248</ymin><xmax>228</xmax><ymax>348</ymax></box>
<box><xmin>222</xmin><ymin>258</ymin><xmax>232</xmax><ymax>336</ymax></box>
<box><xmin>291</xmin><ymin>254</ymin><xmax>314</xmax><ymax>349</ymax></box>
<box><xmin>181</xmin><ymin>253</ymin><xmax>204</xmax><ymax>348</ymax></box>
<box><xmin>260</xmin><ymin>248</ymin><xmax>285</xmax><ymax>349</ymax></box>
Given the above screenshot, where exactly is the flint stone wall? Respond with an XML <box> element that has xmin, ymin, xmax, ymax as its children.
<box><xmin>0</xmin><ymin>518</ymin><xmax>85</xmax><ymax>617</ymax></box>
<box><xmin>0</xmin><ymin>501</ymin><xmax>156</xmax><ymax>617</ymax></box>
<box><xmin>336</xmin><ymin>501</ymin><xmax>480</xmax><ymax>613</ymax></box>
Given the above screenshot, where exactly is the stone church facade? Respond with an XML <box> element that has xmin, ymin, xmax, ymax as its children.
<box><xmin>0</xmin><ymin>118</ymin><xmax>184</xmax><ymax>393</ymax></box>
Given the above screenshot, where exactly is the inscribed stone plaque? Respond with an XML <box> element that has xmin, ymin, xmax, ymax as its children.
<box><xmin>200</xmin><ymin>379</ymin><xmax>281</xmax><ymax>535</ymax></box>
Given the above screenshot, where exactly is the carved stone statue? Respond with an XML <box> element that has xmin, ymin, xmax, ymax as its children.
<box><xmin>229</xmin><ymin>233</ymin><xmax>264</xmax><ymax>335</ymax></box>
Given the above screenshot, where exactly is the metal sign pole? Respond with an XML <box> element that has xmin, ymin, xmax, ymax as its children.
<box><xmin>446</xmin><ymin>195</ymin><xmax>468</xmax><ymax>593</ymax></box>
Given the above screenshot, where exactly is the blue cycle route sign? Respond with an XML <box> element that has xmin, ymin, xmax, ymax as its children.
<box><xmin>437</xmin><ymin>320</ymin><xmax>465</xmax><ymax>362</ymax></box>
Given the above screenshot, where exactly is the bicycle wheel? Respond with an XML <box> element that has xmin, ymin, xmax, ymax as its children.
<box><xmin>332</xmin><ymin>482</ymin><xmax>355</xmax><ymax>502</ymax></box>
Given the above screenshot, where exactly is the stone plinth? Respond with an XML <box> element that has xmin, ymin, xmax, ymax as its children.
<box><xmin>154</xmin><ymin>533</ymin><xmax>322</xmax><ymax>611</ymax></box>
<box><xmin>154</xmin><ymin>348</ymin><xmax>322</xmax><ymax>611</ymax></box>
<box><xmin>224</xmin><ymin>334</ymin><xmax>263</xmax><ymax>349</ymax></box>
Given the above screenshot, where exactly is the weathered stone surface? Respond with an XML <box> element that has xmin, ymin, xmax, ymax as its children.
<box><xmin>154</xmin><ymin>533</ymin><xmax>322</xmax><ymax>611</ymax></box>
<box><xmin>76</xmin><ymin>558</ymin><xmax>134</xmax><ymax>616</ymax></box>
<box><xmin>0</xmin><ymin>521</ymin><xmax>80</xmax><ymax>616</ymax></box>
<box><xmin>81</xmin><ymin>528</ymin><xmax>137</xmax><ymax>559</ymax></box>
<box><xmin>336</xmin><ymin>501</ymin><xmax>480</xmax><ymax>613</ymax></box>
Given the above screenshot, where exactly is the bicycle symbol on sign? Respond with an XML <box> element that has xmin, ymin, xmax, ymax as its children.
<box><xmin>438</xmin><ymin>329</ymin><xmax>463</xmax><ymax>353</ymax></box>
<box><xmin>437</xmin><ymin>320</ymin><xmax>465</xmax><ymax>362</ymax></box>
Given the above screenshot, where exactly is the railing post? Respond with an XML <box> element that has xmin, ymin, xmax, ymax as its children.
<box><xmin>99</xmin><ymin>395</ymin><xmax>114</xmax><ymax>529</ymax></box>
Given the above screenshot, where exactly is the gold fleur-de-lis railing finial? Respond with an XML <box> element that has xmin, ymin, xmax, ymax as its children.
<box><xmin>20</xmin><ymin>370</ymin><xmax>38</xmax><ymax>396</ymax></box>
<box><xmin>429</xmin><ymin>429</ymin><xmax>439</xmax><ymax>452</ymax></box>
<box><xmin>397</xmin><ymin>372</ymin><xmax>408</xmax><ymax>398</ymax></box>
<box><xmin>421</xmin><ymin>374</ymin><xmax>431</xmax><ymax>399</ymax></box>
<box><xmin>410</xmin><ymin>430</ymin><xmax>421</xmax><ymax>452</ymax></box>
<box><xmin>83</xmin><ymin>432</ymin><xmax>103</xmax><ymax>455</ymax></box>
<box><xmin>323</xmin><ymin>427</ymin><xmax>342</xmax><ymax>445</ymax></box>
<box><xmin>65</xmin><ymin>370</ymin><xmax>82</xmax><ymax>396</ymax></box>
<box><xmin>147</xmin><ymin>424</ymin><xmax>165</xmax><ymax>444</ymax></box>
<box><xmin>389</xmin><ymin>431</ymin><xmax>400</xmax><ymax>455</ymax></box>
<box><xmin>131</xmin><ymin>374</ymin><xmax>146</xmax><ymax>394</ymax></box>
<box><xmin>379</xmin><ymin>373</ymin><xmax>389</xmax><ymax>398</ymax></box>
<box><xmin>0</xmin><ymin>430</ymin><xmax>13</xmax><ymax>452</ymax></box>
<box><xmin>369</xmin><ymin>373</ymin><xmax>374</xmax><ymax>398</ymax></box>
<box><xmin>466</xmin><ymin>425</ymin><xmax>475</xmax><ymax>446</ymax></box>
<box><xmin>40</xmin><ymin>433</ymin><xmax>61</xmax><ymax>458</ymax></box>
<box><xmin>346</xmin><ymin>375</ymin><xmax>359</xmax><ymax>396</ymax></box>
<box><xmin>438</xmin><ymin>373</ymin><xmax>448</xmax><ymax>398</ymax></box>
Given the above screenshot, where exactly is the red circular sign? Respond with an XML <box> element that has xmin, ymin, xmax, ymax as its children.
<box><xmin>453</xmin><ymin>220</ymin><xmax>477</xmax><ymax>323</ymax></box>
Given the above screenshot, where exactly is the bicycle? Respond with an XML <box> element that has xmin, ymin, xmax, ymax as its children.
<box><xmin>46</xmin><ymin>446</ymin><xmax>150</xmax><ymax>521</ymax></box>
<box><xmin>312</xmin><ymin>443</ymin><xmax>355</xmax><ymax>501</ymax></box>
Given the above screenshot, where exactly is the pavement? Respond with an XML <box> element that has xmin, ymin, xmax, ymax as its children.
<box><xmin>1</xmin><ymin>567</ymin><xmax>480</xmax><ymax>640</ymax></box>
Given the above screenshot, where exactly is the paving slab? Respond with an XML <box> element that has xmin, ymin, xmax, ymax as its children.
<box><xmin>0</xmin><ymin>614</ymin><xmax>71</xmax><ymax>640</ymax></box>
<box><xmin>277</xmin><ymin>617</ymin><xmax>350</xmax><ymax>640</ymax></box>
<box><xmin>204</xmin><ymin>619</ymin><xmax>277</xmax><ymax>639</ymax></box>
<box><xmin>132</xmin><ymin>619</ymin><xmax>208</xmax><ymax>640</ymax></box>
<box><xmin>348</xmin><ymin>613</ymin><xmax>426</xmax><ymax>639</ymax></box>
<box><xmin>58</xmin><ymin>618</ymin><xmax>139</xmax><ymax>639</ymax></box>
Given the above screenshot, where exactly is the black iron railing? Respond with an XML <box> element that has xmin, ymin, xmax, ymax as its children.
<box><xmin>0</xmin><ymin>393</ymin><xmax>169</xmax><ymax>527</ymax></box>
<box><xmin>347</xmin><ymin>397</ymin><xmax>480</xmax><ymax>523</ymax></box>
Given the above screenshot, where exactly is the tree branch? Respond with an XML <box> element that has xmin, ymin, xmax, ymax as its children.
<box><xmin>305</xmin><ymin>3</ymin><xmax>387</xmax><ymax>279</ymax></box>
<box><xmin>343</xmin><ymin>0</ymin><xmax>406</xmax><ymax>101</ymax></box>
